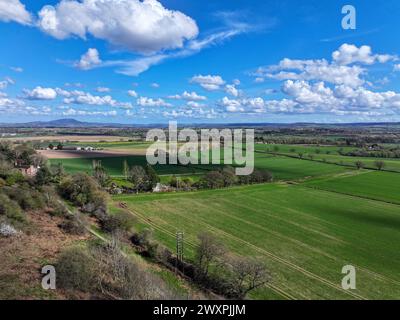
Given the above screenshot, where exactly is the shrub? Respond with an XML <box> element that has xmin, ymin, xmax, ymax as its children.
<box><xmin>374</xmin><ymin>160</ymin><xmax>385</xmax><ymax>170</ymax></box>
<box><xmin>0</xmin><ymin>193</ymin><xmax>25</xmax><ymax>224</ymax></box>
<box><xmin>57</xmin><ymin>243</ymin><xmax>176</xmax><ymax>299</ymax></box>
<box><xmin>0</xmin><ymin>161</ymin><xmax>13</xmax><ymax>179</ymax></box>
<box><xmin>355</xmin><ymin>161</ymin><xmax>364</xmax><ymax>170</ymax></box>
<box><xmin>3</xmin><ymin>186</ymin><xmax>46</xmax><ymax>211</ymax></box>
<box><xmin>221</xmin><ymin>167</ymin><xmax>239</xmax><ymax>187</ymax></box>
<box><xmin>169</xmin><ymin>175</ymin><xmax>178</xmax><ymax>188</ymax></box>
<box><xmin>56</xmin><ymin>247</ymin><xmax>97</xmax><ymax>292</ymax></box>
<box><xmin>5</xmin><ymin>171</ymin><xmax>25</xmax><ymax>186</ymax></box>
<box><xmin>100</xmin><ymin>212</ymin><xmax>136</xmax><ymax>234</ymax></box>
<box><xmin>250</xmin><ymin>169</ymin><xmax>273</xmax><ymax>184</ymax></box>
<box><xmin>200</xmin><ymin>171</ymin><xmax>225</xmax><ymax>189</ymax></box>
<box><xmin>59</xmin><ymin>173</ymin><xmax>108</xmax><ymax>214</ymax></box>
<box><xmin>59</xmin><ymin>214</ymin><xmax>87</xmax><ymax>235</ymax></box>
<box><xmin>35</xmin><ymin>166</ymin><xmax>53</xmax><ymax>186</ymax></box>
<box><xmin>40</xmin><ymin>185</ymin><xmax>68</xmax><ymax>216</ymax></box>
<box><xmin>131</xmin><ymin>229</ymin><xmax>158</xmax><ymax>258</ymax></box>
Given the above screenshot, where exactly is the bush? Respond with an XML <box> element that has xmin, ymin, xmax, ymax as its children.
<box><xmin>57</xmin><ymin>243</ymin><xmax>176</xmax><ymax>299</ymax></box>
<box><xmin>40</xmin><ymin>185</ymin><xmax>69</xmax><ymax>216</ymax></box>
<box><xmin>131</xmin><ymin>229</ymin><xmax>158</xmax><ymax>258</ymax></box>
<box><xmin>250</xmin><ymin>169</ymin><xmax>273</xmax><ymax>184</ymax></box>
<box><xmin>59</xmin><ymin>173</ymin><xmax>108</xmax><ymax>214</ymax></box>
<box><xmin>200</xmin><ymin>171</ymin><xmax>225</xmax><ymax>189</ymax></box>
<box><xmin>0</xmin><ymin>193</ymin><xmax>25</xmax><ymax>224</ymax></box>
<box><xmin>35</xmin><ymin>166</ymin><xmax>53</xmax><ymax>185</ymax></box>
<box><xmin>0</xmin><ymin>161</ymin><xmax>13</xmax><ymax>179</ymax></box>
<box><xmin>56</xmin><ymin>247</ymin><xmax>97</xmax><ymax>292</ymax></box>
<box><xmin>100</xmin><ymin>212</ymin><xmax>136</xmax><ymax>234</ymax></box>
<box><xmin>59</xmin><ymin>214</ymin><xmax>87</xmax><ymax>235</ymax></box>
<box><xmin>5</xmin><ymin>171</ymin><xmax>25</xmax><ymax>186</ymax></box>
<box><xmin>374</xmin><ymin>160</ymin><xmax>385</xmax><ymax>170</ymax></box>
<box><xmin>221</xmin><ymin>167</ymin><xmax>239</xmax><ymax>187</ymax></box>
<box><xmin>3</xmin><ymin>186</ymin><xmax>46</xmax><ymax>211</ymax></box>
<box><xmin>169</xmin><ymin>175</ymin><xmax>178</xmax><ymax>188</ymax></box>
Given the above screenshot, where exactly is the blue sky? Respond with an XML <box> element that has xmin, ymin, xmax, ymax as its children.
<box><xmin>1</xmin><ymin>0</ymin><xmax>400</xmax><ymax>124</ymax></box>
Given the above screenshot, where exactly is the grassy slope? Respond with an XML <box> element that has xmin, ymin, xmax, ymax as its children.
<box><xmin>113</xmin><ymin>183</ymin><xmax>400</xmax><ymax>300</ymax></box>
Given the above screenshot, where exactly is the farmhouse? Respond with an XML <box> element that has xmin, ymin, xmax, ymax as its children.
<box><xmin>15</xmin><ymin>164</ymin><xmax>39</xmax><ymax>177</ymax></box>
<box><xmin>152</xmin><ymin>183</ymin><xmax>173</xmax><ymax>193</ymax></box>
<box><xmin>74</xmin><ymin>146</ymin><xmax>96</xmax><ymax>151</ymax></box>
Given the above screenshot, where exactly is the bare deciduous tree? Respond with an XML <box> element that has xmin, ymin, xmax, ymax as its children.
<box><xmin>226</xmin><ymin>257</ymin><xmax>271</xmax><ymax>299</ymax></box>
<box><xmin>195</xmin><ymin>232</ymin><xmax>226</xmax><ymax>279</ymax></box>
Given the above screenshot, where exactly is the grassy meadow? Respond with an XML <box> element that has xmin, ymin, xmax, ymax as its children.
<box><xmin>305</xmin><ymin>170</ymin><xmax>400</xmax><ymax>204</ymax></box>
<box><xmin>112</xmin><ymin>183</ymin><xmax>400</xmax><ymax>300</ymax></box>
<box><xmin>255</xmin><ymin>143</ymin><xmax>400</xmax><ymax>172</ymax></box>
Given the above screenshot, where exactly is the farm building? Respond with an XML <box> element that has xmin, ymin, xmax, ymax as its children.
<box><xmin>15</xmin><ymin>165</ymin><xmax>39</xmax><ymax>177</ymax></box>
<box><xmin>14</xmin><ymin>160</ymin><xmax>39</xmax><ymax>177</ymax></box>
<box><xmin>152</xmin><ymin>183</ymin><xmax>173</xmax><ymax>193</ymax></box>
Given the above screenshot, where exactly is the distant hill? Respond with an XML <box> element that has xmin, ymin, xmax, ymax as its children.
<box><xmin>0</xmin><ymin>119</ymin><xmax>132</xmax><ymax>128</ymax></box>
<box><xmin>0</xmin><ymin>118</ymin><xmax>399</xmax><ymax>128</ymax></box>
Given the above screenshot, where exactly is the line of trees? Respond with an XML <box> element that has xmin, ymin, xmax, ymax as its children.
<box><xmin>199</xmin><ymin>167</ymin><xmax>273</xmax><ymax>189</ymax></box>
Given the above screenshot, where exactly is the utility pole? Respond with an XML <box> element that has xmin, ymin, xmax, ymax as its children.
<box><xmin>176</xmin><ymin>231</ymin><xmax>184</xmax><ymax>273</ymax></box>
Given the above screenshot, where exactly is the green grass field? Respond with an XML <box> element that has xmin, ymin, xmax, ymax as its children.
<box><xmin>255</xmin><ymin>144</ymin><xmax>400</xmax><ymax>172</ymax></box>
<box><xmin>254</xmin><ymin>155</ymin><xmax>350</xmax><ymax>180</ymax></box>
<box><xmin>305</xmin><ymin>170</ymin><xmax>400</xmax><ymax>204</ymax></box>
<box><xmin>255</xmin><ymin>143</ymin><xmax>356</xmax><ymax>155</ymax></box>
<box><xmin>50</xmin><ymin>155</ymin><xmax>221</xmax><ymax>176</ymax></box>
<box><xmin>112</xmin><ymin>183</ymin><xmax>400</xmax><ymax>300</ymax></box>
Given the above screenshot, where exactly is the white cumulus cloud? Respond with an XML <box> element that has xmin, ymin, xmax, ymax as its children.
<box><xmin>75</xmin><ymin>48</ymin><xmax>102</xmax><ymax>70</ymax></box>
<box><xmin>332</xmin><ymin>43</ymin><xmax>396</xmax><ymax>66</ymax></box>
<box><xmin>190</xmin><ymin>75</ymin><xmax>225</xmax><ymax>91</ymax></box>
<box><xmin>24</xmin><ymin>86</ymin><xmax>57</xmax><ymax>100</ymax></box>
<box><xmin>37</xmin><ymin>0</ymin><xmax>198</xmax><ymax>54</ymax></box>
<box><xmin>0</xmin><ymin>0</ymin><xmax>32</xmax><ymax>25</ymax></box>
<box><xmin>168</xmin><ymin>91</ymin><xmax>206</xmax><ymax>101</ymax></box>
<box><xmin>127</xmin><ymin>90</ymin><xmax>138</xmax><ymax>98</ymax></box>
<box><xmin>96</xmin><ymin>87</ymin><xmax>110</xmax><ymax>93</ymax></box>
<box><xmin>137</xmin><ymin>96</ymin><xmax>172</xmax><ymax>107</ymax></box>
